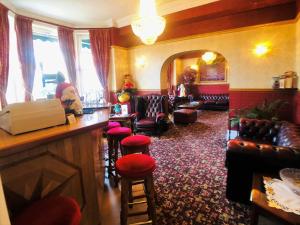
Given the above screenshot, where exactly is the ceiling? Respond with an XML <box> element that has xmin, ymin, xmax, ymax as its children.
<box><xmin>3</xmin><ymin>0</ymin><xmax>219</xmax><ymax>28</ymax></box>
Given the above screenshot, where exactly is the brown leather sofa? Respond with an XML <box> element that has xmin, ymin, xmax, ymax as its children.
<box><xmin>196</xmin><ymin>93</ymin><xmax>229</xmax><ymax>110</ymax></box>
<box><xmin>225</xmin><ymin>118</ymin><xmax>300</xmax><ymax>203</ymax></box>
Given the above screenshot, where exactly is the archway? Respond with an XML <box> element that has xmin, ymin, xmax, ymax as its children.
<box><xmin>160</xmin><ymin>50</ymin><xmax>229</xmax><ymax>96</ymax></box>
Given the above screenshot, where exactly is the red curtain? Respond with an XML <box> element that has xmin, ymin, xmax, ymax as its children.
<box><xmin>89</xmin><ymin>28</ymin><xmax>112</xmax><ymax>101</ymax></box>
<box><xmin>15</xmin><ymin>16</ymin><xmax>36</xmax><ymax>101</ymax></box>
<box><xmin>167</xmin><ymin>61</ymin><xmax>174</xmax><ymax>95</ymax></box>
<box><xmin>0</xmin><ymin>4</ymin><xmax>9</xmax><ymax>108</ymax></box>
<box><xmin>58</xmin><ymin>27</ymin><xmax>77</xmax><ymax>86</ymax></box>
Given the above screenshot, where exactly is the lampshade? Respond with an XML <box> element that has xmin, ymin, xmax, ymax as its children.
<box><xmin>131</xmin><ymin>0</ymin><xmax>166</xmax><ymax>45</ymax></box>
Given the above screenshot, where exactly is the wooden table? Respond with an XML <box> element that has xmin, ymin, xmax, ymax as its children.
<box><xmin>250</xmin><ymin>173</ymin><xmax>300</xmax><ymax>225</ymax></box>
<box><xmin>0</xmin><ymin>110</ymin><xmax>109</xmax><ymax>225</ymax></box>
<box><xmin>177</xmin><ymin>101</ymin><xmax>202</xmax><ymax>110</ymax></box>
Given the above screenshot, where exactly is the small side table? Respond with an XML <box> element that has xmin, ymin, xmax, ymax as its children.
<box><xmin>250</xmin><ymin>173</ymin><xmax>300</xmax><ymax>225</ymax></box>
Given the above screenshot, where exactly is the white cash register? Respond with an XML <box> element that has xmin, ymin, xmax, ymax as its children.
<box><xmin>0</xmin><ymin>99</ymin><xmax>66</xmax><ymax>135</ymax></box>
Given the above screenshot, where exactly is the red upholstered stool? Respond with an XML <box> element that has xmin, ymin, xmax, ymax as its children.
<box><xmin>13</xmin><ymin>196</ymin><xmax>81</xmax><ymax>225</ymax></box>
<box><xmin>105</xmin><ymin>121</ymin><xmax>121</xmax><ymax>131</ymax></box>
<box><xmin>121</xmin><ymin>135</ymin><xmax>151</xmax><ymax>155</ymax></box>
<box><xmin>116</xmin><ymin>154</ymin><xmax>157</xmax><ymax>225</ymax></box>
<box><xmin>107</xmin><ymin>127</ymin><xmax>132</xmax><ymax>186</ymax></box>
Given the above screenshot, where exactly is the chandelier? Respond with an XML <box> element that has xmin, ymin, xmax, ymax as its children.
<box><xmin>202</xmin><ymin>51</ymin><xmax>217</xmax><ymax>64</ymax></box>
<box><xmin>131</xmin><ymin>0</ymin><xmax>166</xmax><ymax>45</ymax></box>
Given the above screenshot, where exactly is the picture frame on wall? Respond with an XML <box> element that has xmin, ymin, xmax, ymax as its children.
<box><xmin>199</xmin><ymin>61</ymin><xmax>227</xmax><ymax>83</ymax></box>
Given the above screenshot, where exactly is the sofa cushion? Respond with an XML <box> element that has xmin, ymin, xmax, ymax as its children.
<box><xmin>216</xmin><ymin>100</ymin><xmax>228</xmax><ymax>105</ymax></box>
<box><xmin>203</xmin><ymin>100</ymin><xmax>216</xmax><ymax>105</ymax></box>
<box><xmin>136</xmin><ymin>118</ymin><xmax>156</xmax><ymax>128</ymax></box>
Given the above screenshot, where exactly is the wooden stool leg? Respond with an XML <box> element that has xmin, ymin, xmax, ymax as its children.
<box><xmin>145</xmin><ymin>175</ymin><xmax>157</xmax><ymax>225</ymax></box>
<box><xmin>121</xmin><ymin>178</ymin><xmax>129</xmax><ymax>225</ymax></box>
<box><xmin>251</xmin><ymin>206</ymin><xmax>259</xmax><ymax>225</ymax></box>
<box><xmin>113</xmin><ymin>140</ymin><xmax>119</xmax><ymax>186</ymax></box>
<box><xmin>128</xmin><ymin>181</ymin><xmax>133</xmax><ymax>208</ymax></box>
<box><xmin>107</xmin><ymin>137</ymin><xmax>113</xmax><ymax>177</ymax></box>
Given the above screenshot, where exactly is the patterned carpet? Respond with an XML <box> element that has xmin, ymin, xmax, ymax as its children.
<box><xmin>150</xmin><ymin>110</ymin><xmax>251</xmax><ymax>225</ymax></box>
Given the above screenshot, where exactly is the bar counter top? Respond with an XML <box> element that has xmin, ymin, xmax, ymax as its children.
<box><xmin>0</xmin><ymin>109</ymin><xmax>109</xmax><ymax>157</ymax></box>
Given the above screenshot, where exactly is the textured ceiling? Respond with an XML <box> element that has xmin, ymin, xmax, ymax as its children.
<box><xmin>7</xmin><ymin>0</ymin><xmax>218</xmax><ymax>28</ymax></box>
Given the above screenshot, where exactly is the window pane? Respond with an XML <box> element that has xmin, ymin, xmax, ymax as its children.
<box><xmin>78</xmin><ymin>37</ymin><xmax>103</xmax><ymax>103</ymax></box>
<box><xmin>32</xmin><ymin>32</ymin><xmax>69</xmax><ymax>100</ymax></box>
<box><xmin>6</xmin><ymin>15</ymin><xmax>25</xmax><ymax>104</ymax></box>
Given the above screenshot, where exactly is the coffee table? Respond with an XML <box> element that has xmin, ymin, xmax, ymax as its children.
<box><xmin>177</xmin><ymin>101</ymin><xmax>202</xmax><ymax>110</ymax></box>
<box><xmin>250</xmin><ymin>173</ymin><xmax>300</xmax><ymax>225</ymax></box>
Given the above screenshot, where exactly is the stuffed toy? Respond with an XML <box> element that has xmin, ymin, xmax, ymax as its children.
<box><xmin>60</xmin><ymin>85</ymin><xmax>83</xmax><ymax>115</ymax></box>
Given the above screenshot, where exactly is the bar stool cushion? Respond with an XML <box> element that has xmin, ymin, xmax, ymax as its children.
<box><xmin>116</xmin><ymin>154</ymin><xmax>156</xmax><ymax>179</ymax></box>
<box><xmin>107</xmin><ymin>121</ymin><xmax>121</xmax><ymax>130</ymax></box>
<box><xmin>13</xmin><ymin>196</ymin><xmax>81</xmax><ymax>225</ymax></box>
<box><xmin>121</xmin><ymin>135</ymin><xmax>151</xmax><ymax>147</ymax></box>
<box><xmin>107</xmin><ymin>127</ymin><xmax>132</xmax><ymax>137</ymax></box>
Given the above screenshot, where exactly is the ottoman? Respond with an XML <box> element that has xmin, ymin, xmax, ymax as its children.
<box><xmin>173</xmin><ymin>109</ymin><xmax>197</xmax><ymax>124</ymax></box>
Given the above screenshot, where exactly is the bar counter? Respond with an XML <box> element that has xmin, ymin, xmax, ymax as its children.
<box><xmin>0</xmin><ymin>109</ymin><xmax>109</xmax><ymax>225</ymax></box>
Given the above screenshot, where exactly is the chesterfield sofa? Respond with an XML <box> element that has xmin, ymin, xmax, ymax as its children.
<box><xmin>225</xmin><ymin>118</ymin><xmax>300</xmax><ymax>203</ymax></box>
<box><xmin>196</xmin><ymin>93</ymin><xmax>229</xmax><ymax>110</ymax></box>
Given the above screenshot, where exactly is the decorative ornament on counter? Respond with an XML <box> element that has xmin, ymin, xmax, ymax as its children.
<box><xmin>272</xmin><ymin>76</ymin><xmax>280</xmax><ymax>89</ymax></box>
<box><xmin>61</xmin><ymin>85</ymin><xmax>83</xmax><ymax>116</ymax></box>
<box><xmin>276</xmin><ymin>71</ymin><xmax>298</xmax><ymax>89</ymax></box>
<box><xmin>114</xmin><ymin>103</ymin><xmax>122</xmax><ymax>114</ymax></box>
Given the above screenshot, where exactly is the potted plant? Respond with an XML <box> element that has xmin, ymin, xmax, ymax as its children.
<box><xmin>230</xmin><ymin>99</ymin><xmax>289</xmax><ymax>127</ymax></box>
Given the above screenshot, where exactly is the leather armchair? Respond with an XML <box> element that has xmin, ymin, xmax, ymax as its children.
<box><xmin>133</xmin><ymin>95</ymin><xmax>169</xmax><ymax>135</ymax></box>
<box><xmin>225</xmin><ymin>118</ymin><xmax>300</xmax><ymax>203</ymax></box>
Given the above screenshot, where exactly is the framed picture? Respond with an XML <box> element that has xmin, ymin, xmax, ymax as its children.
<box><xmin>199</xmin><ymin>61</ymin><xmax>226</xmax><ymax>82</ymax></box>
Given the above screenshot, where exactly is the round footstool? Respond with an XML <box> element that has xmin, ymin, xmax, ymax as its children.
<box><xmin>173</xmin><ymin>109</ymin><xmax>197</xmax><ymax>124</ymax></box>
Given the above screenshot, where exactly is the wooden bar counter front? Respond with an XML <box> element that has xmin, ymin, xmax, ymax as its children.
<box><xmin>0</xmin><ymin>109</ymin><xmax>109</xmax><ymax>225</ymax></box>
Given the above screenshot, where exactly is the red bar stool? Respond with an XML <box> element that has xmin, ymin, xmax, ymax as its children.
<box><xmin>121</xmin><ymin>135</ymin><xmax>151</xmax><ymax>155</ymax></box>
<box><xmin>107</xmin><ymin>127</ymin><xmax>132</xmax><ymax>186</ymax></box>
<box><xmin>13</xmin><ymin>196</ymin><xmax>81</xmax><ymax>225</ymax></box>
<box><xmin>116</xmin><ymin>154</ymin><xmax>157</xmax><ymax>225</ymax></box>
<box><xmin>104</xmin><ymin>121</ymin><xmax>121</xmax><ymax>133</ymax></box>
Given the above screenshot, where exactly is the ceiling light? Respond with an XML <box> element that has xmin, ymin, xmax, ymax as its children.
<box><xmin>131</xmin><ymin>0</ymin><xmax>166</xmax><ymax>45</ymax></box>
<box><xmin>201</xmin><ymin>52</ymin><xmax>217</xmax><ymax>64</ymax></box>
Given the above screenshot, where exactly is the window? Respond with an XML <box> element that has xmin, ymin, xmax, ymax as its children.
<box><xmin>76</xmin><ymin>35</ymin><xmax>103</xmax><ymax>103</ymax></box>
<box><xmin>32</xmin><ymin>25</ymin><xmax>69</xmax><ymax>100</ymax></box>
<box><xmin>6</xmin><ymin>14</ymin><xmax>24</xmax><ymax>104</ymax></box>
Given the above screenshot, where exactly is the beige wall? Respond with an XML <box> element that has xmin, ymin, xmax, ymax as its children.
<box><xmin>109</xmin><ymin>46</ymin><xmax>130</xmax><ymax>92</ymax></box>
<box><xmin>129</xmin><ymin>21</ymin><xmax>296</xmax><ymax>90</ymax></box>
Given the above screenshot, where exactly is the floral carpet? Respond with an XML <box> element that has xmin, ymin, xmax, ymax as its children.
<box><xmin>150</xmin><ymin>110</ymin><xmax>251</xmax><ymax>225</ymax></box>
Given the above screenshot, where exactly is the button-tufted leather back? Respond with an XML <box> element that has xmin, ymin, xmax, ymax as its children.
<box><xmin>135</xmin><ymin>95</ymin><xmax>168</xmax><ymax>119</ymax></box>
<box><xmin>143</xmin><ymin>95</ymin><xmax>163</xmax><ymax>118</ymax></box>
<box><xmin>199</xmin><ymin>93</ymin><xmax>229</xmax><ymax>101</ymax></box>
<box><xmin>239</xmin><ymin>118</ymin><xmax>280</xmax><ymax>143</ymax></box>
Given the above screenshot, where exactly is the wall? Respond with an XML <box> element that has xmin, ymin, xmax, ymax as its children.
<box><xmin>109</xmin><ymin>46</ymin><xmax>130</xmax><ymax>102</ymax></box>
<box><xmin>128</xmin><ymin>21</ymin><xmax>298</xmax><ymax>121</ymax></box>
<box><xmin>294</xmin><ymin>14</ymin><xmax>300</xmax><ymax>124</ymax></box>
<box><xmin>129</xmin><ymin>22</ymin><xmax>295</xmax><ymax>91</ymax></box>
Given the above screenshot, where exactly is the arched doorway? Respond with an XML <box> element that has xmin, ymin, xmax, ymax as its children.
<box><xmin>160</xmin><ymin>50</ymin><xmax>229</xmax><ymax>96</ymax></box>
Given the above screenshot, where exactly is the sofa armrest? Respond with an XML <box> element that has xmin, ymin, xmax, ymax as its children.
<box><xmin>156</xmin><ymin>112</ymin><xmax>165</xmax><ymax>123</ymax></box>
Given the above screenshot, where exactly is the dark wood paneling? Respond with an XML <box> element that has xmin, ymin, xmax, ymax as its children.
<box><xmin>116</xmin><ymin>1</ymin><xmax>297</xmax><ymax>47</ymax></box>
